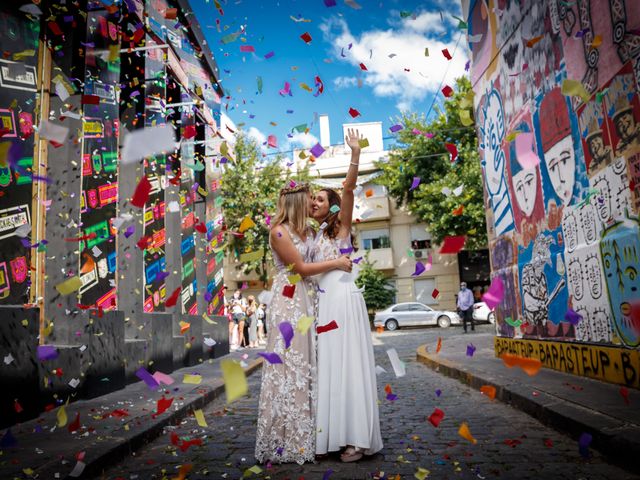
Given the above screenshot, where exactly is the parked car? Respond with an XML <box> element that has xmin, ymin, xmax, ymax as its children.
<box><xmin>374</xmin><ymin>302</ymin><xmax>462</xmax><ymax>331</ymax></box>
<box><xmin>472</xmin><ymin>301</ymin><xmax>496</xmax><ymax>324</ymax></box>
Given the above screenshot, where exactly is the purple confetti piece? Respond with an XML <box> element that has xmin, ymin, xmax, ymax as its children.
<box><xmin>310</xmin><ymin>143</ymin><xmax>325</xmax><ymax>158</ymax></box>
<box><xmin>465</xmin><ymin>60</ymin><xmax>470</xmax><ymax>71</ymax></box>
<box><xmin>412</xmin><ymin>262</ymin><xmax>425</xmax><ymax>276</ymax></box>
<box><xmin>389</xmin><ymin>124</ymin><xmax>403</xmax><ymax>132</ymax></box>
<box><xmin>258</xmin><ymin>352</ymin><xmax>283</xmax><ymax>364</ymax></box>
<box><xmin>264</xmin><ymin>51</ymin><xmax>274</xmax><ymax>59</ymax></box>
<box><xmin>20</xmin><ymin>238</ymin><xmax>32</xmax><ymax>248</ymax></box>
<box><xmin>340</xmin><ymin>247</ymin><xmax>354</xmax><ymax>255</ymax></box>
<box><xmin>279</xmin><ymin>321</ymin><xmax>294</xmax><ymax>349</ymax></box>
<box><xmin>352</xmin><ymin>257</ymin><xmax>363</xmax><ymax>264</ymax></box>
<box><xmin>466</xmin><ymin>343</ymin><xmax>476</xmax><ymax>357</ymax></box>
<box><xmin>156</xmin><ymin>271</ymin><xmax>170</xmax><ymax>282</ymax></box>
<box><xmin>435</xmin><ymin>389</ymin><xmax>442</xmax><ymax>397</ymax></box>
<box><xmin>135</xmin><ymin>367</ymin><xmax>160</xmax><ymax>389</ymax></box>
<box><xmin>204</xmin><ymin>291</ymin><xmax>213</xmax><ymax>302</ymax></box>
<box><xmin>220</xmin><ymin>156</ymin><xmax>228</xmax><ymax>164</ymax></box>
<box><xmin>124</xmin><ymin>225</ymin><xmax>135</xmax><ymax>238</ymax></box>
<box><xmin>0</xmin><ymin>429</ymin><xmax>17</xmax><ymax>448</ymax></box>
<box><xmin>578</xmin><ymin>432</ymin><xmax>592</xmax><ymax>458</ymax></box>
<box><xmin>276</xmin><ymin>447</ymin><xmax>284</xmax><ymax>455</ymax></box>
<box><xmin>324</xmin><ymin>0</ymin><xmax>337</xmax><ymax>6</ymax></box>
<box><xmin>410</xmin><ymin>177</ymin><xmax>421</xmax><ymax>191</ymax></box>
<box><xmin>564</xmin><ymin>308</ymin><xmax>582</xmax><ymax>326</ymax></box>
<box><xmin>322</xmin><ymin>469</ymin><xmax>334</xmax><ymax>480</ymax></box>
<box><xmin>37</xmin><ymin>345</ymin><xmax>58</xmax><ymax>361</ymax></box>
<box><xmin>386</xmin><ymin>393</ymin><xmax>398</xmax><ymax>401</ymax></box>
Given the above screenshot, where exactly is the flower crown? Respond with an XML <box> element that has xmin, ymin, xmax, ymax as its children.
<box><xmin>280</xmin><ymin>181</ymin><xmax>309</xmax><ymax>196</ymax></box>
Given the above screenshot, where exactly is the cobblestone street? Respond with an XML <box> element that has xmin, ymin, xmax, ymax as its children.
<box><xmin>100</xmin><ymin>326</ymin><xmax>637</xmax><ymax>480</ymax></box>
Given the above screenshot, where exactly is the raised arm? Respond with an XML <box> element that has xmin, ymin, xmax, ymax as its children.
<box><xmin>339</xmin><ymin>128</ymin><xmax>362</xmax><ymax>237</ymax></box>
<box><xmin>270</xmin><ymin>226</ymin><xmax>352</xmax><ymax>276</ymax></box>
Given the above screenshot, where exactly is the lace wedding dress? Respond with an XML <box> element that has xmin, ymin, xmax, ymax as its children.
<box><xmin>255</xmin><ymin>225</ymin><xmax>318</xmax><ymax>465</ymax></box>
<box><xmin>313</xmin><ymin>234</ymin><xmax>383</xmax><ymax>456</ymax></box>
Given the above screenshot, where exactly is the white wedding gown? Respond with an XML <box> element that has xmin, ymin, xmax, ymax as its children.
<box><xmin>313</xmin><ymin>234</ymin><xmax>383</xmax><ymax>456</ymax></box>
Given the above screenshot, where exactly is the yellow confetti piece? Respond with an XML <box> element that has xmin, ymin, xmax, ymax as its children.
<box><xmin>296</xmin><ymin>315</ymin><xmax>314</xmax><ymax>335</ymax></box>
<box><xmin>424</xmin><ymin>47</ymin><xmax>429</xmax><ymax>56</ymax></box>
<box><xmin>238</xmin><ymin>216</ymin><xmax>256</xmax><ymax>233</ymax></box>
<box><xmin>358</xmin><ymin>138</ymin><xmax>370</xmax><ymax>149</ymax></box>
<box><xmin>591</xmin><ymin>34</ymin><xmax>602</xmax><ymax>48</ymax></box>
<box><xmin>174</xmin><ymin>463</ymin><xmax>193</xmax><ymax>480</ymax></box>
<box><xmin>239</xmin><ymin>248</ymin><xmax>264</xmax><ymax>263</ymax></box>
<box><xmin>561</xmin><ymin>79</ymin><xmax>591</xmax><ymax>103</ymax></box>
<box><xmin>299</xmin><ymin>150</ymin><xmax>308</xmax><ymax>159</ymax></box>
<box><xmin>221</xmin><ymin>359</ymin><xmax>248</xmax><ymax>403</ymax></box>
<box><xmin>287</xmin><ymin>273</ymin><xmax>302</xmax><ymax>284</ymax></box>
<box><xmin>57</xmin><ymin>404</ymin><xmax>67</xmax><ymax>427</ymax></box>
<box><xmin>505</xmin><ymin>130</ymin><xmax>522</xmax><ymax>142</ymax></box>
<box><xmin>459</xmin><ymin>109</ymin><xmax>474</xmax><ymax>126</ymax></box>
<box><xmin>23</xmin><ymin>468</ymin><xmax>35</xmax><ymax>476</ymax></box>
<box><xmin>244</xmin><ymin>465</ymin><xmax>263</xmax><ymax>477</ymax></box>
<box><xmin>460</xmin><ymin>90</ymin><xmax>474</xmax><ymax>109</ymax></box>
<box><xmin>55</xmin><ymin>276</ymin><xmax>82</xmax><ymax>296</ymax></box>
<box><xmin>458</xmin><ymin>422</ymin><xmax>477</xmax><ymax>444</ymax></box>
<box><xmin>108</xmin><ymin>44</ymin><xmax>120</xmax><ymax>62</ymax></box>
<box><xmin>415</xmin><ymin>467</ymin><xmax>431</xmax><ymax>480</ymax></box>
<box><xmin>220</xmin><ymin>141</ymin><xmax>229</xmax><ymax>156</ymax></box>
<box><xmin>21</xmin><ymin>318</ymin><xmax>29</xmax><ymax>327</ymax></box>
<box><xmin>299</xmin><ymin>82</ymin><xmax>312</xmax><ymax>92</ymax></box>
<box><xmin>0</xmin><ymin>142</ymin><xmax>11</xmax><ymax>165</ymax></box>
<box><xmin>203</xmin><ymin>313</ymin><xmax>218</xmax><ymax>324</ymax></box>
<box><xmin>194</xmin><ymin>409</ymin><xmax>207</xmax><ymax>427</ymax></box>
<box><xmin>13</xmin><ymin>49</ymin><xmax>35</xmax><ymax>60</ymax></box>
<box><xmin>197</xmin><ymin>186</ymin><xmax>208</xmax><ymax>197</ymax></box>
<box><xmin>179</xmin><ymin>321</ymin><xmax>191</xmax><ymax>334</ymax></box>
<box><xmin>183</xmin><ymin>374</ymin><xmax>202</xmax><ymax>385</ymax></box>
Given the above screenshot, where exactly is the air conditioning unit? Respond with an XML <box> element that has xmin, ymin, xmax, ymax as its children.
<box><xmin>414</xmin><ymin>250</ymin><xmax>424</xmax><ymax>258</ymax></box>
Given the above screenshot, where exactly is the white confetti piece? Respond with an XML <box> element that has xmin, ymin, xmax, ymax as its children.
<box><xmin>121</xmin><ymin>124</ymin><xmax>177</xmax><ymax>164</ymax></box>
<box><xmin>386</xmin><ymin>348</ymin><xmax>406</xmax><ymax>377</ymax></box>
<box><xmin>4</xmin><ymin>353</ymin><xmax>14</xmax><ymax>365</ymax></box>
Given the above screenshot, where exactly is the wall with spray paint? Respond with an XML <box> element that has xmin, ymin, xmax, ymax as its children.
<box><xmin>467</xmin><ymin>0</ymin><xmax>640</xmax><ymax>383</ymax></box>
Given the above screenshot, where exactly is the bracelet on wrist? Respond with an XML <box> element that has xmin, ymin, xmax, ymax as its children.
<box><xmin>350</xmin><ymin>162</ymin><xmax>359</xmax><ymax>166</ymax></box>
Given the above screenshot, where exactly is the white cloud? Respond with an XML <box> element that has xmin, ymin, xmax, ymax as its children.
<box><xmin>247</xmin><ymin>126</ymin><xmax>267</xmax><ymax>146</ymax></box>
<box><xmin>285</xmin><ymin>131</ymin><xmax>319</xmax><ymax>150</ymax></box>
<box><xmin>320</xmin><ymin>15</ymin><xmax>469</xmax><ymax>112</ymax></box>
<box><xmin>333</xmin><ymin>76</ymin><xmax>359</xmax><ymax>90</ymax></box>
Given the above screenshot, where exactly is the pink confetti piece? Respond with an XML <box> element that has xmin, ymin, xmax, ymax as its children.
<box><xmin>482</xmin><ymin>277</ymin><xmax>504</xmax><ymax>309</ymax></box>
<box><xmin>514</xmin><ymin>132</ymin><xmax>540</xmax><ymax>169</ymax></box>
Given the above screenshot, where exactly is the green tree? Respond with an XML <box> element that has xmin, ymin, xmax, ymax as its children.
<box><xmin>221</xmin><ymin>134</ymin><xmax>310</xmax><ymax>285</ymax></box>
<box><xmin>355</xmin><ymin>253</ymin><xmax>397</xmax><ymax>323</ymax></box>
<box><xmin>377</xmin><ymin>77</ymin><xmax>487</xmax><ymax>250</ymax></box>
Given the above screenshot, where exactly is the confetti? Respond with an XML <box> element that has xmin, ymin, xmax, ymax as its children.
<box><xmin>239</xmin><ymin>249</ymin><xmax>264</xmax><ymax>263</ymax></box>
<box><xmin>165</xmin><ymin>287</ymin><xmax>181</xmax><ymax>307</ymax></box>
<box><xmin>564</xmin><ymin>308</ymin><xmax>583</xmax><ymax>326</ymax></box>
<box><xmin>500</xmin><ymin>353</ymin><xmax>542</xmax><ymax>376</ymax></box>
<box><xmin>412</xmin><ymin>262</ymin><xmax>425</xmax><ymax>276</ymax></box>
<box><xmin>183</xmin><ymin>374</ymin><xmax>202</xmax><ymax>385</ymax></box>
<box><xmin>482</xmin><ymin>277</ymin><xmax>504</xmax><ymax>309</ymax></box>
<box><xmin>310</xmin><ymin>143</ymin><xmax>326</xmax><ymax>158</ymax></box>
<box><xmin>38</xmin><ymin>119</ymin><xmax>69</xmax><ymax>144</ymax></box>
<box><xmin>410</xmin><ymin>176</ymin><xmax>421</xmax><ymax>191</ymax></box>
<box><xmin>525</xmin><ymin>35</ymin><xmax>544</xmax><ymax>47</ymax></box>
<box><xmin>442</xmin><ymin>85</ymin><xmax>454</xmax><ymax>97</ymax></box>
<box><xmin>441</xmin><ymin>48</ymin><xmax>452</xmax><ymax>60</ymax></box>
<box><xmin>445</xmin><ymin>142</ymin><xmax>458</xmax><ymax>162</ymax></box>
<box><xmin>54</xmin><ymin>276</ymin><xmax>82</xmax><ymax>296</ymax></box>
<box><xmin>317</xmin><ymin>320</ymin><xmax>339</xmax><ymax>334</ymax></box>
<box><xmin>300</xmin><ymin>32</ymin><xmax>312</xmax><ymax>43</ymax></box>
<box><xmin>466</xmin><ymin>343</ymin><xmax>476</xmax><ymax>357</ymax></box>
<box><xmin>561</xmin><ymin>79</ymin><xmax>591</xmax><ymax>103</ymax></box>
<box><xmin>279</xmin><ymin>321</ymin><xmax>294</xmax><ymax>348</ymax></box>
<box><xmin>436</xmin><ymin>337</ymin><xmax>442</xmax><ymax>353</ymax></box>
<box><xmin>296</xmin><ymin>315</ymin><xmax>314</xmax><ymax>334</ymax></box>
<box><xmin>480</xmin><ymin>385</ymin><xmax>496</xmax><ymax>400</ymax></box>
<box><xmin>348</xmin><ymin>107</ymin><xmax>361</xmax><ymax>118</ymax></box>
<box><xmin>121</xmin><ymin>124</ymin><xmax>175</xmax><ymax>164</ymax></box>
<box><xmin>439</xmin><ymin>235</ymin><xmax>466</xmax><ymax>254</ymax></box>
<box><xmin>37</xmin><ymin>345</ymin><xmax>59</xmax><ymax>361</ymax></box>
<box><xmin>386</xmin><ymin>348</ymin><xmax>406</xmax><ymax>377</ymax></box>
<box><xmin>514</xmin><ymin>132</ymin><xmax>540</xmax><ymax>169</ymax></box>
<box><xmin>221</xmin><ymin>359</ymin><xmax>248</xmax><ymax>403</ymax></box>
<box><xmin>428</xmin><ymin>408</ymin><xmax>444</xmax><ymax>427</ymax></box>
<box><xmin>130</xmin><ymin>175</ymin><xmax>152</xmax><ymax>208</ymax></box>
<box><xmin>282</xmin><ymin>284</ymin><xmax>295</xmax><ymax>298</ymax></box>
<box><xmin>458</xmin><ymin>422</ymin><xmax>477</xmax><ymax>444</ymax></box>
<box><xmin>135</xmin><ymin>367</ymin><xmax>160</xmax><ymax>389</ymax></box>
<box><xmin>258</xmin><ymin>352</ymin><xmax>283</xmax><ymax>364</ymax></box>
<box><xmin>578</xmin><ymin>432</ymin><xmax>592</xmax><ymax>458</ymax></box>
<box><xmin>389</xmin><ymin>124</ymin><xmax>403</xmax><ymax>132</ymax></box>
<box><xmin>194</xmin><ymin>409</ymin><xmax>208</xmax><ymax>427</ymax></box>
<box><xmin>239</xmin><ymin>216</ymin><xmax>256</xmax><ymax>233</ymax></box>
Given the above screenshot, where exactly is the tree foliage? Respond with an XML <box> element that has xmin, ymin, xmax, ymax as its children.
<box><xmin>355</xmin><ymin>253</ymin><xmax>397</xmax><ymax>319</ymax></box>
<box><xmin>377</xmin><ymin>77</ymin><xmax>487</xmax><ymax>250</ymax></box>
<box><xmin>221</xmin><ymin>134</ymin><xmax>309</xmax><ymax>284</ymax></box>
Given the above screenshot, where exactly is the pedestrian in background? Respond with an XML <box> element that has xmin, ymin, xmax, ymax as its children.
<box><xmin>231</xmin><ymin>290</ymin><xmax>247</xmax><ymax>350</ymax></box>
<box><xmin>457</xmin><ymin>282</ymin><xmax>475</xmax><ymax>333</ymax></box>
<box><xmin>256</xmin><ymin>303</ymin><xmax>266</xmax><ymax>345</ymax></box>
<box><xmin>246</xmin><ymin>295</ymin><xmax>259</xmax><ymax>348</ymax></box>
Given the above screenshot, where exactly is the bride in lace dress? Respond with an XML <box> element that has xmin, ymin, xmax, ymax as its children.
<box><xmin>255</xmin><ymin>183</ymin><xmax>352</xmax><ymax>465</ymax></box>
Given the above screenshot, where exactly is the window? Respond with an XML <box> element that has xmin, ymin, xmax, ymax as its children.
<box><xmin>361</xmin><ymin>228</ymin><xmax>391</xmax><ymax>250</ymax></box>
<box><xmin>411</xmin><ymin>225</ymin><xmax>431</xmax><ymax>250</ymax></box>
<box><xmin>414</xmin><ymin>278</ymin><xmax>437</xmax><ymax>305</ymax></box>
<box><xmin>392</xmin><ymin>304</ymin><xmax>410</xmax><ymax>312</ymax></box>
<box><xmin>409</xmin><ymin>303</ymin><xmax>430</xmax><ymax>311</ymax></box>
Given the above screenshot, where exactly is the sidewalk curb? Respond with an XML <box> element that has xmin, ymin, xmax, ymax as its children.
<box><xmin>416</xmin><ymin>345</ymin><xmax>640</xmax><ymax>475</ymax></box>
<box><xmin>75</xmin><ymin>358</ymin><xmax>263</xmax><ymax>480</ymax></box>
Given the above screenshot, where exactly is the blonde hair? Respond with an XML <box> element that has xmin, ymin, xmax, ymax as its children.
<box><xmin>271</xmin><ymin>185</ymin><xmax>310</xmax><ymax>238</ymax></box>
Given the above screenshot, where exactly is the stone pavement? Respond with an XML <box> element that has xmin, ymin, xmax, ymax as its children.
<box><xmin>100</xmin><ymin>327</ymin><xmax>637</xmax><ymax>480</ymax></box>
<box><xmin>0</xmin><ymin>348</ymin><xmax>263</xmax><ymax>480</ymax></box>
<box><xmin>416</xmin><ymin>330</ymin><xmax>640</xmax><ymax>473</ymax></box>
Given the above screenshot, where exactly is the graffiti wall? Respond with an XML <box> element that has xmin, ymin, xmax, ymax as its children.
<box><xmin>470</xmin><ymin>0</ymin><xmax>640</xmax><ymax>357</ymax></box>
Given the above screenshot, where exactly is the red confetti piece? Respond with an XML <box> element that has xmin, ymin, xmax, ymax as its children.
<box><xmin>300</xmin><ymin>32</ymin><xmax>312</xmax><ymax>43</ymax></box>
<box><xmin>452</xmin><ymin>205</ymin><xmax>464</xmax><ymax>216</ymax></box>
<box><xmin>240</xmin><ymin>45</ymin><xmax>255</xmax><ymax>53</ymax></box>
<box><xmin>183</xmin><ymin>124</ymin><xmax>196</xmax><ymax>139</ymax></box>
<box><xmin>543</xmin><ymin>438</ymin><xmax>554</xmax><ymax>448</ymax></box>
<box><xmin>480</xmin><ymin>385</ymin><xmax>496</xmax><ymax>399</ymax></box>
<box><xmin>282</xmin><ymin>284</ymin><xmax>295</xmax><ymax>298</ymax></box>
<box><xmin>316</xmin><ymin>320</ymin><xmax>339</xmax><ymax>334</ymax></box>
<box><xmin>14</xmin><ymin>399</ymin><xmax>23</xmax><ymax>413</ymax></box>
<box><xmin>445</xmin><ymin>142</ymin><xmax>458</xmax><ymax>162</ymax></box>
<box><xmin>441</xmin><ymin>85</ymin><xmax>454</xmax><ymax>97</ymax></box>
<box><xmin>439</xmin><ymin>235</ymin><xmax>466</xmax><ymax>254</ymax></box>
<box><xmin>442</xmin><ymin>48</ymin><xmax>452</xmax><ymax>60</ymax></box>
<box><xmin>436</xmin><ymin>337</ymin><xmax>442</xmax><ymax>354</ymax></box>
<box><xmin>154</xmin><ymin>397</ymin><xmax>173</xmax><ymax>418</ymax></box>
<box><xmin>194</xmin><ymin>222</ymin><xmax>207</xmax><ymax>234</ymax></box>
<box><xmin>431</xmin><ymin>288</ymin><xmax>440</xmax><ymax>299</ymax></box>
<box><xmin>348</xmin><ymin>107</ymin><xmax>361</xmax><ymax>118</ymax></box>
<box><xmin>68</xmin><ymin>412</ymin><xmax>81</xmax><ymax>433</ymax></box>
<box><xmin>359</xmin><ymin>62</ymin><xmax>368</xmax><ymax>70</ymax></box>
<box><xmin>48</xmin><ymin>21</ymin><xmax>63</xmax><ymax>36</ymax></box>
<box><xmin>64</xmin><ymin>232</ymin><xmax>97</xmax><ymax>242</ymax></box>
<box><xmin>81</xmin><ymin>95</ymin><xmax>100</xmax><ymax>105</ymax></box>
<box><xmin>428</xmin><ymin>407</ymin><xmax>444</xmax><ymax>427</ymax></box>
<box><xmin>136</xmin><ymin>235</ymin><xmax>151</xmax><ymax>250</ymax></box>
<box><xmin>620</xmin><ymin>386</ymin><xmax>630</xmax><ymax>405</ymax></box>
<box><xmin>164</xmin><ymin>7</ymin><xmax>177</xmax><ymax>19</ymax></box>
<box><xmin>131</xmin><ymin>175</ymin><xmax>151</xmax><ymax>208</ymax></box>
<box><xmin>165</xmin><ymin>287</ymin><xmax>181</xmax><ymax>307</ymax></box>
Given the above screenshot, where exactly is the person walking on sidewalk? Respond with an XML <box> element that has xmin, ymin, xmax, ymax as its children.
<box><xmin>457</xmin><ymin>282</ymin><xmax>475</xmax><ymax>333</ymax></box>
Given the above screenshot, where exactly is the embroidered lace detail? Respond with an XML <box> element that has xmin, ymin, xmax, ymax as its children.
<box><xmin>255</xmin><ymin>224</ymin><xmax>318</xmax><ymax>465</ymax></box>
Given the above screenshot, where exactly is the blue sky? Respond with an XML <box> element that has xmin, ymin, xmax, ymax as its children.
<box><xmin>190</xmin><ymin>0</ymin><xmax>467</xmax><ymax>156</ymax></box>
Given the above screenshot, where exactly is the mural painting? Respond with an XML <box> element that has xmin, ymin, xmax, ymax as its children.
<box><xmin>470</xmin><ymin>0</ymin><xmax>640</xmax><ymax>370</ymax></box>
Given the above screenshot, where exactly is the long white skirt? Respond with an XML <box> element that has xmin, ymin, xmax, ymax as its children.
<box><xmin>315</xmin><ymin>269</ymin><xmax>383</xmax><ymax>455</ymax></box>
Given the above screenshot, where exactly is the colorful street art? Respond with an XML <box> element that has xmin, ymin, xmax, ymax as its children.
<box><xmin>470</xmin><ymin>0</ymin><xmax>640</xmax><ymax>353</ymax></box>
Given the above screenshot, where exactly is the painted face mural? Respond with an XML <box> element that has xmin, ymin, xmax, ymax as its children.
<box><xmin>539</xmin><ymin>87</ymin><xmax>576</xmax><ymax>206</ymax></box>
<box><xmin>511</xmin><ymin>169</ymin><xmax>537</xmax><ymax>216</ymax></box>
<box><xmin>600</xmin><ymin>215</ymin><xmax>640</xmax><ymax>347</ymax></box>
<box><xmin>10</xmin><ymin>256</ymin><xmax>27</xmax><ymax>284</ymax></box>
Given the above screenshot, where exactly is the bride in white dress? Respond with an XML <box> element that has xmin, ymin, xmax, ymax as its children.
<box><xmin>311</xmin><ymin>128</ymin><xmax>383</xmax><ymax>462</ymax></box>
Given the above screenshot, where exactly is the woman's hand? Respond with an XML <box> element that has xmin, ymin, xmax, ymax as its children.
<box><xmin>345</xmin><ymin>128</ymin><xmax>363</xmax><ymax>152</ymax></box>
<box><xmin>334</xmin><ymin>255</ymin><xmax>353</xmax><ymax>272</ymax></box>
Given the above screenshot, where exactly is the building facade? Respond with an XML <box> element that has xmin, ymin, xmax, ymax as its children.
<box><xmin>0</xmin><ymin>0</ymin><xmax>228</xmax><ymax>428</ymax></box>
<box><xmin>465</xmin><ymin>0</ymin><xmax>640</xmax><ymax>387</ymax></box>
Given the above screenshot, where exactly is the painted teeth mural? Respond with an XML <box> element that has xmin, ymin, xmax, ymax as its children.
<box><xmin>468</xmin><ymin>0</ymin><xmax>640</xmax><ymax>386</ymax></box>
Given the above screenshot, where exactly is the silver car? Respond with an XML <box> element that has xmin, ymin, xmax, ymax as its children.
<box><xmin>374</xmin><ymin>302</ymin><xmax>462</xmax><ymax>331</ymax></box>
